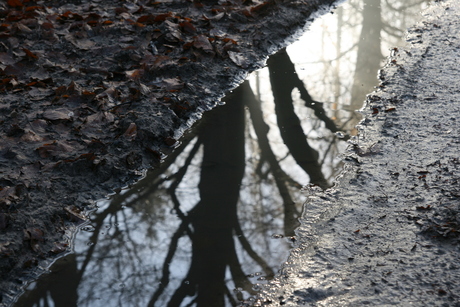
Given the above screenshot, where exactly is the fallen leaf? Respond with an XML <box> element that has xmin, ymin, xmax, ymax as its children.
<box><xmin>24</xmin><ymin>227</ymin><xmax>45</xmax><ymax>252</ymax></box>
<box><xmin>179</xmin><ymin>21</ymin><xmax>196</xmax><ymax>34</ymax></box>
<box><xmin>42</xmin><ymin>108</ymin><xmax>72</xmax><ymax>121</ymax></box>
<box><xmin>164</xmin><ymin>137</ymin><xmax>176</xmax><ymax>146</ymax></box>
<box><xmin>24</xmin><ymin>228</ymin><xmax>44</xmax><ymax>242</ymax></box>
<box><xmin>123</xmin><ymin>122</ymin><xmax>137</xmax><ymax>139</ymax></box>
<box><xmin>126</xmin><ymin>69</ymin><xmax>144</xmax><ymax>81</ymax></box>
<box><xmin>36</xmin><ymin>141</ymin><xmax>77</xmax><ymax>158</ymax></box>
<box><xmin>65</xmin><ymin>35</ymin><xmax>95</xmax><ymax>50</ymax></box>
<box><xmin>7</xmin><ymin>0</ymin><xmax>23</xmax><ymax>8</ymax></box>
<box><xmin>23</xmin><ymin>48</ymin><xmax>38</xmax><ymax>60</ymax></box>
<box><xmin>20</xmin><ymin>130</ymin><xmax>44</xmax><ymax>142</ymax></box>
<box><xmin>137</xmin><ymin>15</ymin><xmax>156</xmax><ymax>25</ymax></box>
<box><xmin>64</xmin><ymin>206</ymin><xmax>87</xmax><ymax>224</ymax></box>
<box><xmin>0</xmin><ymin>53</ymin><xmax>15</xmax><ymax>65</ymax></box>
<box><xmin>0</xmin><ymin>186</ymin><xmax>19</xmax><ymax>206</ymax></box>
<box><xmin>228</xmin><ymin>51</ymin><xmax>250</xmax><ymax>68</ymax></box>
<box><xmin>162</xmin><ymin>77</ymin><xmax>184</xmax><ymax>90</ymax></box>
<box><xmin>164</xmin><ymin>20</ymin><xmax>182</xmax><ymax>42</ymax></box>
<box><xmin>86</xmin><ymin>111</ymin><xmax>114</xmax><ymax>124</ymax></box>
<box><xmin>50</xmin><ymin>242</ymin><xmax>68</xmax><ymax>254</ymax></box>
<box><xmin>193</xmin><ymin>34</ymin><xmax>213</xmax><ymax>52</ymax></box>
<box><xmin>28</xmin><ymin>87</ymin><xmax>54</xmax><ymax>100</ymax></box>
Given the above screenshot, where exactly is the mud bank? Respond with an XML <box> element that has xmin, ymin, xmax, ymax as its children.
<box><xmin>0</xmin><ymin>0</ymin><xmax>340</xmax><ymax>304</ymax></box>
<box><xmin>250</xmin><ymin>0</ymin><xmax>460</xmax><ymax>306</ymax></box>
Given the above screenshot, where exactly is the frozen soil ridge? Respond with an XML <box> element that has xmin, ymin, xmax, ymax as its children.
<box><xmin>252</xmin><ymin>0</ymin><xmax>460</xmax><ymax>306</ymax></box>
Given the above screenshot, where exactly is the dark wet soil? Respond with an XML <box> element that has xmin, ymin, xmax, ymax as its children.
<box><xmin>0</xmin><ymin>0</ymin><xmax>340</xmax><ymax>304</ymax></box>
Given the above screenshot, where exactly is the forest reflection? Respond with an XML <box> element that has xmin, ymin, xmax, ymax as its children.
<box><xmin>16</xmin><ymin>0</ymin><xmax>429</xmax><ymax>306</ymax></box>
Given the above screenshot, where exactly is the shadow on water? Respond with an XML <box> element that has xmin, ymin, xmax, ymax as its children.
<box><xmin>15</xmin><ymin>0</ymin><xmax>429</xmax><ymax>306</ymax></box>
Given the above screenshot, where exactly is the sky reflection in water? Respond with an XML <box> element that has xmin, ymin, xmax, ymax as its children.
<box><xmin>16</xmin><ymin>0</ymin><xmax>429</xmax><ymax>306</ymax></box>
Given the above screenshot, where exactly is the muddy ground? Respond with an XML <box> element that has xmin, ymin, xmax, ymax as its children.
<box><xmin>249</xmin><ymin>0</ymin><xmax>460</xmax><ymax>306</ymax></box>
<box><xmin>1</xmin><ymin>0</ymin><xmax>459</xmax><ymax>306</ymax></box>
<box><xmin>0</xmin><ymin>0</ymin><xmax>340</xmax><ymax>304</ymax></box>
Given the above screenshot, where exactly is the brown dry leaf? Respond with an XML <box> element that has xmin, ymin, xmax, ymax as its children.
<box><xmin>151</xmin><ymin>55</ymin><xmax>175</xmax><ymax>69</ymax></box>
<box><xmin>179</xmin><ymin>21</ymin><xmax>196</xmax><ymax>34</ymax></box>
<box><xmin>7</xmin><ymin>0</ymin><xmax>23</xmax><ymax>8</ymax></box>
<box><xmin>126</xmin><ymin>69</ymin><xmax>144</xmax><ymax>81</ymax></box>
<box><xmin>137</xmin><ymin>15</ymin><xmax>156</xmax><ymax>25</ymax></box>
<box><xmin>164</xmin><ymin>137</ymin><xmax>176</xmax><ymax>146</ymax></box>
<box><xmin>23</xmin><ymin>48</ymin><xmax>38</xmax><ymax>60</ymax></box>
<box><xmin>41</xmin><ymin>22</ymin><xmax>54</xmax><ymax>30</ymax></box>
<box><xmin>154</xmin><ymin>12</ymin><xmax>173</xmax><ymax>22</ymax></box>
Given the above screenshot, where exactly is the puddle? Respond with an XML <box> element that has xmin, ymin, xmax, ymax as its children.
<box><xmin>14</xmin><ymin>0</ymin><xmax>429</xmax><ymax>306</ymax></box>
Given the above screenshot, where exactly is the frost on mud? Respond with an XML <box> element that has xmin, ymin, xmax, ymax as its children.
<box><xmin>253</xmin><ymin>1</ymin><xmax>460</xmax><ymax>306</ymax></box>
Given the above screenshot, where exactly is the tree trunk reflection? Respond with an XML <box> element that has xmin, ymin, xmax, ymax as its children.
<box><xmin>268</xmin><ymin>48</ymin><xmax>332</xmax><ymax>189</ymax></box>
<box><xmin>350</xmin><ymin>0</ymin><xmax>383</xmax><ymax>110</ymax></box>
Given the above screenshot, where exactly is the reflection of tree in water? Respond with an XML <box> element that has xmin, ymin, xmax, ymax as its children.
<box><xmin>16</xmin><ymin>49</ymin><xmax>340</xmax><ymax>307</ymax></box>
<box><xmin>295</xmin><ymin>0</ymin><xmax>430</xmax><ymax>131</ymax></box>
<box><xmin>16</xmin><ymin>1</ymin><xmax>429</xmax><ymax>305</ymax></box>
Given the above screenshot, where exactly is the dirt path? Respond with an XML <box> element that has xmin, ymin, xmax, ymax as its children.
<box><xmin>250</xmin><ymin>1</ymin><xmax>460</xmax><ymax>306</ymax></box>
<box><xmin>0</xmin><ymin>0</ymin><xmax>339</xmax><ymax>304</ymax></box>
